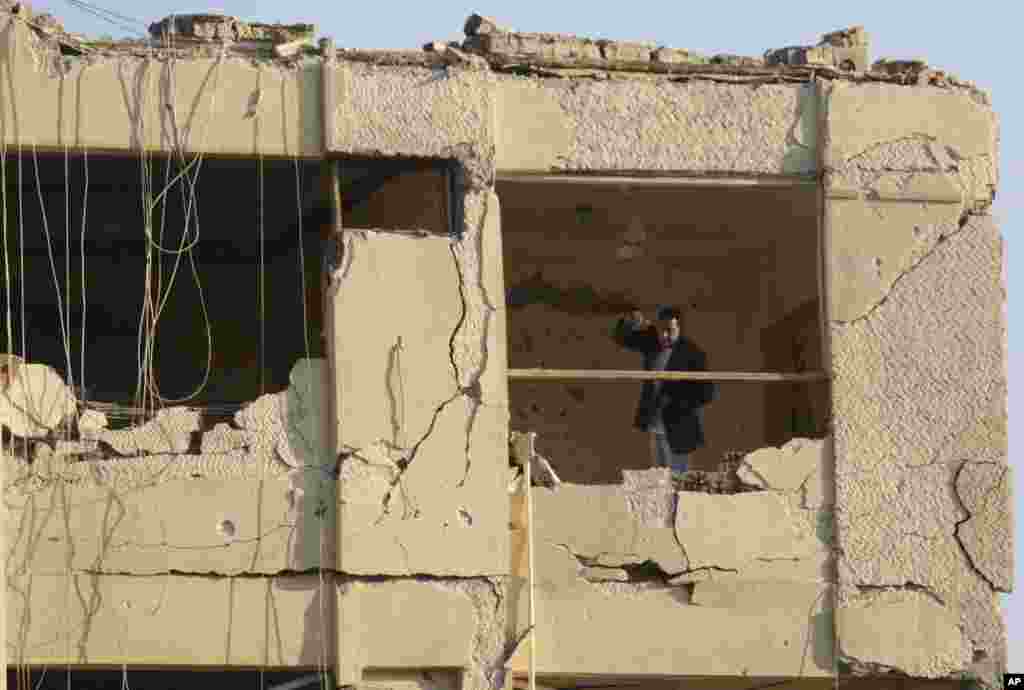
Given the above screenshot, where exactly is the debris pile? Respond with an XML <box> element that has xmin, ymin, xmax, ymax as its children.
<box><xmin>764</xmin><ymin>25</ymin><xmax>869</xmax><ymax>72</ymax></box>
<box><xmin>677</xmin><ymin>451</ymin><xmax>761</xmax><ymax>494</ymax></box>
<box><xmin>461</xmin><ymin>12</ymin><xmax>708</xmax><ymax>66</ymax></box>
<box><xmin>148</xmin><ymin>13</ymin><xmax>316</xmax><ymax>57</ymax></box>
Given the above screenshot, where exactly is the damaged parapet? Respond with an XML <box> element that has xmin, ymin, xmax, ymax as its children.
<box><xmin>148</xmin><ymin>13</ymin><xmax>316</xmax><ymax>56</ymax></box>
<box><xmin>462</xmin><ymin>12</ymin><xmax>707</xmax><ymax>66</ymax></box>
<box><xmin>460</xmin><ymin>13</ymin><xmax>876</xmax><ymax>72</ymax></box>
<box><xmin>765</xmin><ymin>25</ymin><xmax>869</xmax><ymax>72</ymax></box>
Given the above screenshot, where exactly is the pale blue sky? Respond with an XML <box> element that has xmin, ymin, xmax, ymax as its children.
<box><xmin>43</xmin><ymin>0</ymin><xmax>1021</xmax><ymax>671</ymax></box>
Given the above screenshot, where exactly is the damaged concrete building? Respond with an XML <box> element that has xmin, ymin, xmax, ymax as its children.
<box><xmin>0</xmin><ymin>5</ymin><xmax>1012</xmax><ymax>690</ymax></box>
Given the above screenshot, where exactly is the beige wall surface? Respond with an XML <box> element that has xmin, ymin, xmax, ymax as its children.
<box><xmin>496</xmin><ymin>77</ymin><xmax>818</xmax><ymax>175</ymax></box>
<box><xmin>823</xmin><ymin>81</ymin><xmax>1010</xmax><ymax>687</ymax></box>
<box><xmin>0</xmin><ymin>25</ymin><xmax>1011</xmax><ymax>689</ymax></box>
<box><xmin>0</xmin><ymin>15</ymin><xmax>321</xmax><ymax>157</ymax></box>
<box><xmin>506</xmin><ymin>442</ymin><xmax>834</xmax><ymax>678</ymax></box>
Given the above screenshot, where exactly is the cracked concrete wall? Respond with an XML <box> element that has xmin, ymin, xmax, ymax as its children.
<box><xmin>506</xmin><ymin>440</ymin><xmax>834</xmax><ymax>678</ymax></box>
<box><xmin>325</xmin><ymin>56</ymin><xmax>508</xmax><ymax>582</ymax></box>
<box><xmin>496</xmin><ymin>76</ymin><xmax>818</xmax><ymax>175</ymax></box>
<box><xmin>823</xmin><ymin>81</ymin><xmax>1010</xmax><ymax>688</ymax></box>
<box><xmin>0</xmin><ymin>15</ymin><xmax>320</xmax><ymax>156</ymax></box>
<box><xmin>5</xmin><ymin>359</ymin><xmax>334</xmax><ymax>576</ymax></box>
<box><xmin>7</xmin><ymin>573</ymin><xmax>331</xmax><ymax>666</ymax></box>
<box><xmin>0</xmin><ymin>34</ymin><xmax>1009</xmax><ymax>688</ymax></box>
<box><xmin>4</xmin><ymin>359</ymin><xmax>337</xmax><ymax>665</ymax></box>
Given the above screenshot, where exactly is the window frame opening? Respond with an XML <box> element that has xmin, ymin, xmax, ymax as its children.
<box><xmin>0</xmin><ymin>149</ymin><xmax>327</xmax><ymax>423</ymax></box>
<box><xmin>497</xmin><ymin>173</ymin><xmax>830</xmax><ymax>483</ymax></box>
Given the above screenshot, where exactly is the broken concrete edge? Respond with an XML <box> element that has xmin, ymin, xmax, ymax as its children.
<box><xmin>3</xmin><ymin>4</ymin><xmax>987</xmax><ymax>95</ymax></box>
<box><xmin>836</xmin><ymin>587</ymin><xmax>975</xmax><ymax>681</ymax></box>
<box><xmin>0</xmin><ymin>357</ymin><xmax>329</xmax><ymax>466</ymax></box>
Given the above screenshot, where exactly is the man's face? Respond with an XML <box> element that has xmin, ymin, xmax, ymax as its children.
<box><xmin>657</xmin><ymin>316</ymin><xmax>680</xmax><ymax>341</ymax></box>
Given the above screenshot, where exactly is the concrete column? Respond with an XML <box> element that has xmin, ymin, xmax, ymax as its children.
<box><xmin>822</xmin><ymin>80</ymin><xmax>1009</xmax><ymax>684</ymax></box>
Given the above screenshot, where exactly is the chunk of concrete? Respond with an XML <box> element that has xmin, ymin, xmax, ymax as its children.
<box><xmin>77</xmin><ymin>407</ymin><xmax>108</xmax><ymax>432</ymax></box>
<box><xmin>336</xmin><ymin>581</ymin><xmax>476</xmax><ymax>686</ymax></box>
<box><xmin>7</xmin><ymin>572</ymin><xmax>325</xmax><ymax>666</ymax></box>
<box><xmin>675</xmin><ymin>492</ymin><xmax>813</xmax><ymax>571</ymax></box>
<box><xmin>463</xmin><ymin>13</ymin><xmax>508</xmax><ymax>36</ymax></box>
<box><xmin>838</xmin><ymin>590</ymin><xmax>970</xmax><ymax>677</ymax></box>
<box><xmin>581</xmin><ymin>566</ymin><xmax>629</xmax><ymax>582</ymax></box>
<box><xmin>737</xmin><ymin>437</ymin><xmax>827</xmax><ymax>492</ymax></box>
<box><xmin>199</xmin><ymin>422</ymin><xmax>254</xmax><ymax>454</ymax></box>
<box><xmin>0</xmin><ymin>358</ymin><xmax>76</xmax><ymax>437</ymax></box>
<box><xmin>233</xmin><ymin>359</ymin><xmax>331</xmax><ymax>469</ymax></box>
<box><xmin>622</xmin><ymin>467</ymin><xmax>675</xmax><ymax>528</ymax></box>
<box><xmin>956</xmin><ymin>462</ymin><xmax>1012</xmax><ymax>591</ymax></box>
<box><xmin>95</xmin><ymin>406</ymin><xmax>200</xmax><ymax>456</ymax></box>
<box><xmin>826</xmin><ymin>195</ymin><xmax>961</xmax><ymax>323</ymax></box>
<box><xmin>651</xmin><ymin>47</ymin><xmax>706</xmax><ymax>65</ymax></box>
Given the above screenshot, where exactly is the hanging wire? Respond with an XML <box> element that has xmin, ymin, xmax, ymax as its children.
<box><xmin>29</xmin><ymin>142</ymin><xmax>74</xmax><ymax>393</ymax></box>
<box><xmin>79</xmin><ymin>148</ymin><xmax>89</xmax><ymax>403</ymax></box>
<box><xmin>60</xmin><ymin>0</ymin><xmax>147</xmax><ymax>38</ymax></box>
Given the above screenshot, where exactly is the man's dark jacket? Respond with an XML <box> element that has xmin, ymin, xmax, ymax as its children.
<box><xmin>614</xmin><ymin>317</ymin><xmax>716</xmax><ymax>454</ymax></box>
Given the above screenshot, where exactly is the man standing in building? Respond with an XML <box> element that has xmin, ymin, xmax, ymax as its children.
<box><xmin>613</xmin><ymin>305</ymin><xmax>716</xmax><ymax>476</ymax></box>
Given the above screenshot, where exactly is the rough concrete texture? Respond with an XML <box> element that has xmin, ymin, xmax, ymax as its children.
<box><xmin>0</xmin><ymin>358</ymin><xmax>76</xmax><ymax>438</ymax></box>
<box><xmin>838</xmin><ymin>589</ymin><xmax>971</xmax><ymax>677</ymax></box>
<box><xmin>956</xmin><ymin>462</ymin><xmax>1013</xmax><ymax>592</ymax></box>
<box><xmin>329</xmin><ymin>61</ymin><xmax>496</xmax><ymax>186</ymax></box>
<box><xmin>331</xmin><ymin>230</ymin><xmax>508</xmax><ymax>575</ymax></box>
<box><xmin>738</xmin><ymin>437</ymin><xmax>829</xmax><ymax>493</ymax></box>
<box><xmin>0</xmin><ymin>14</ymin><xmax>321</xmax><ymax>156</ymax></box>
<box><xmin>765</xmin><ymin>27</ymin><xmax>869</xmax><ymax>72</ymax></box>
<box><xmin>827</xmin><ymin>124</ymin><xmax>1008</xmax><ymax>688</ymax></box>
<box><xmin>675</xmin><ymin>492</ymin><xmax>816</xmax><ymax>572</ymax></box>
<box><xmin>337</xmin><ymin>578</ymin><xmax>505</xmax><ymax>690</ymax></box>
<box><xmin>92</xmin><ymin>406</ymin><xmax>201</xmax><ymax>455</ymax></box>
<box><xmin>6</xmin><ymin>359</ymin><xmax>336</xmax><ymax>575</ymax></box>
<box><xmin>507</xmin><ymin>451</ymin><xmax>834</xmax><ymax>677</ymax></box>
<box><xmin>7</xmin><ymin>572</ymin><xmax>330</xmax><ymax>666</ymax></box>
<box><xmin>496</xmin><ymin>78</ymin><xmax>817</xmax><ymax>174</ymax></box>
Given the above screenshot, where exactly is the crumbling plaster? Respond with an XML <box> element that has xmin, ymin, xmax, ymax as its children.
<box><xmin>824</xmin><ymin>77</ymin><xmax>1009</xmax><ymax>687</ymax></box>
<box><xmin>5</xmin><ymin>359</ymin><xmax>336</xmax><ymax>577</ymax></box>
<box><xmin>506</xmin><ymin>440</ymin><xmax>834</xmax><ymax>678</ymax></box>
<box><xmin>0</xmin><ymin>7</ymin><xmax>1011</xmax><ymax>687</ymax></box>
<box><xmin>496</xmin><ymin>77</ymin><xmax>817</xmax><ymax>175</ymax></box>
<box><xmin>325</xmin><ymin>53</ymin><xmax>509</xmax><ymax>580</ymax></box>
<box><xmin>0</xmin><ymin>14</ymin><xmax>320</xmax><ymax>156</ymax></box>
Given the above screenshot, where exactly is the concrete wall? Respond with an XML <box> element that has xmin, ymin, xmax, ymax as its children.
<box><xmin>495</xmin><ymin>77</ymin><xmax>818</xmax><ymax>175</ymax></box>
<box><xmin>0</xmin><ymin>15</ymin><xmax>320</xmax><ymax>156</ymax></box>
<box><xmin>0</xmin><ymin>18</ymin><xmax>1011</xmax><ymax>689</ymax></box>
<box><xmin>822</xmin><ymin>82</ymin><xmax>1010</xmax><ymax>686</ymax></box>
<box><xmin>506</xmin><ymin>440</ymin><xmax>834</xmax><ymax>678</ymax></box>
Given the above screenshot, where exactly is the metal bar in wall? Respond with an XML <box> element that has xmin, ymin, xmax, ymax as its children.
<box><xmin>508</xmin><ymin>368</ymin><xmax>828</xmax><ymax>382</ymax></box>
<box><xmin>496</xmin><ymin>173</ymin><xmax>817</xmax><ymax>188</ymax></box>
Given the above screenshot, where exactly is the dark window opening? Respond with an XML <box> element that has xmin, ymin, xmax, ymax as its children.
<box><xmin>338</xmin><ymin>157</ymin><xmax>454</xmax><ymax>236</ymax></box>
<box><xmin>0</xmin><ymin>152</ymin><xmax>324</xmax><ymax>408</ymax></box>
<box><xmin>499</xmin><ymin>179</ymin><xmax>829</xmax><ymax>484</ymax></box>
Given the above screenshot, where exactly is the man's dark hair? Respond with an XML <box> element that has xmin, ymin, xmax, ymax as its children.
<box><xmin>656</xmin><ymin>305</ymin><xmax>682</xmax><ymax>321</ymax></box>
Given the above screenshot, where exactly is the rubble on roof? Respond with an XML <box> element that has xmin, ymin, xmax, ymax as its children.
<box><xmin>871</xmin><ymin>57</ymin><xmax>954</xmax><ymax>86</ymax></box>
<box><xmin>764</xmin><ymin>25</ymin><xmax>869</xmax><ymax>72</ymax></box>
<box><xmin>457</xmin><ymin>13</ymin><xmax>937</xmax><ymax>83</ymax></box>
<box><xmin>147</xmin><ymin>13</ymin><xmax>316</xmax><ymax>56</ymax></box>
<box><xmin>149</xmin><ymin>14</ymin><xmax>314</xmax><ymax>42</ymax></box>
<box><xmin>461</xmin><ymin>12</ymin><xmax>702</xmax><ymax>67</ymax></box>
